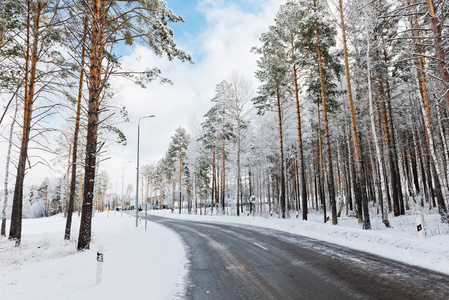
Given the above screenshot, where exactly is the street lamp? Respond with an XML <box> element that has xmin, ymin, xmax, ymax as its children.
<box><xmin>121</xmin><ymin>160</ymin><xmax>132</xmax><ymax>217</ymax></box>
<box><xmin>136</xmin><ymin>115</ymin><xmax>155</xmax><ymax>227</ymax></box>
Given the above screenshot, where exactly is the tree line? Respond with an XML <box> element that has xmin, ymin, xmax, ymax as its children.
<box><xmin>139</xmin><ymin>0</ymin><xmax>449</xmax><ymax>228</ymax></box>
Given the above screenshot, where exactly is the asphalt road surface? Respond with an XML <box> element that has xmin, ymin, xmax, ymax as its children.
<box><xmin>148</xmin><ymin>215</ymin><xmax>449</xmax><ymax>300</ymax></box>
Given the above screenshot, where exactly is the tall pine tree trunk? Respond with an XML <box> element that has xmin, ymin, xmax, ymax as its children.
<box><xmin>378</xmin><ymin>78</ymin><xmax>400</xmax><ymax>217</ymax></box>
<box><xmin>427</xmin><ymin>0</ymin><xmax>449</xmax><ymax>113</ymax></box>
<box><xmin>315</xmin><ymin>17</ymin><xmax>337</xmax><ymax>225</ymax></box>
<box><xmin>383</xmin><ymin>63</ymin><xmax>405</xmax><ymax>215</ymax></box>
<box><xmin>77</xmin><ymin>0</ymin><xmax>104</xmax><ymax>250</ymax></box>
<box><xmin>9</xmin><ymin>1</ymin><xmax>42</xmax><ymax>245</ymax></box>
<box><xmin>64</xmin><ymin>34</ymin><xmax>86</xmax><ymax>239</ymax></box>
<box><xmin>317</xmin><ymin>103</ymin><xmax>327</xmax><ymax>222</ymax></box>
<box><xmin>276</xmin><ymin>89</ymin><xmax>286</xmax><ymax>218</ymax></box>
<box><xmin>339</xmin><ymin>0</ymin><xmax>370</xmax><ymax>227</ymax></box>
<box><xmin>293</xmin><ymin>64</ymin><xmax>308</xmax><ymax>220</ymax></box>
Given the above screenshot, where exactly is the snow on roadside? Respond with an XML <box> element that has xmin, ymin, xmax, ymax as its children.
<box><xmin>0</xmin><ymin>212</ymin><xmax>188</xmax><ymax>300</ymax></box>
<box><xmin>150</xmin><ymin>210</ymin><xmax>449</xmax><ymax>275</ymax></box>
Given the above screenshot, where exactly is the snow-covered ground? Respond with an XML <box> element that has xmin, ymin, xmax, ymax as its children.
<box><xmin>1</xmin><ymin>208</ymin><xmax>448</xmax><ymax>299</ymax></box>
<box><xmin>0</xmin><ymin>212</ymin><xmax>187</xmax><ymax>300</ymax></box>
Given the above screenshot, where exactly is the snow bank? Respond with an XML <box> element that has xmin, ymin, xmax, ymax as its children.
<box><xmin>0</xmin><ymin>212</ymin><xmax>188</xmax><ymax>300</ymax></box>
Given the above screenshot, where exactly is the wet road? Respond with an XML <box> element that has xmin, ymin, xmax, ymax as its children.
<box><xmin>148</xmin><ymin>215</ymin><xmax>449</xmax><ymax>300</ymax></box>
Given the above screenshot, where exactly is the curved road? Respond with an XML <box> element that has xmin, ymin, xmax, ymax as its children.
<box><xmin>148</xmin><ymin>215</ymin><xmax>449</xmax><ymax>300</ymax></box>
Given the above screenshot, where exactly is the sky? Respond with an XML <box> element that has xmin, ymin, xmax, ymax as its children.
<box><xmin>0</xmin><ymin>0</ymin><xmax>287</xmax><ymax>194</ymax></box>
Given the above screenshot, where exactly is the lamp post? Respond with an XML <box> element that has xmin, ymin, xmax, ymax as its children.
<box><xmin>121</xmin><ymin>160</ymin><xmax>131</xmax><ymax>217</ymax></box>
<box><xmin>136</xmin><ymin>115</ymin><xmax>155</xmax><ymax>227</ymax></box>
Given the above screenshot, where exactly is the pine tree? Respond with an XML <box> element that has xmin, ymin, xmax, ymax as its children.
<box><xmin>167</xmin><ymin>127</ymin><xmax>189</xmax><ymax>214</ymax></box>
<box><xmin>76</xmin><ymin>0</ymin><xmax>192</xmax><ymax>250</ymax></box>
<box><xmin>201</xmin><ymin>104</ymin><xmax>223</xmax><ymax>213</ymax></box>
<box><xmin>288</xmin><ymin>0</ymin><xmax>342</xmax><ymax>225</ymax></box>
<box><xmin>9</xmin><ymin>0</ymin><xmax>69</xmax><ymax>245</ymax></box>
<box><xmin>252</xmin><ymin>37</ymin><xmax>291</xmax><ymax>218</ymax></box>
<box><xmin>266</xmin><ymin>1</ymin><xmax>309</xmax><ymax>220</ymax></box>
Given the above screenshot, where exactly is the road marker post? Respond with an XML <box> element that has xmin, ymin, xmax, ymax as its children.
<box><xmin>96</xmin><ymin>250</ymin><xmax>104</xmax><ymax>284</ymax></box>
<box><xmin>416</xmin><ymin>216</ymin><xmax>424</xmax><ymax>239</ymax></box>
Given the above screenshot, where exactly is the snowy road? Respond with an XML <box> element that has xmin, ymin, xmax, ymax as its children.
<box><xmin>149</xmin><ymin>215</ymin><xmax>449</xmax><ymax>300</ymax></box>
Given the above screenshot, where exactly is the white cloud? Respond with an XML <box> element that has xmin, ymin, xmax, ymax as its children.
<box><xmin>101</xmin><ymin>0</ymin><xmax>287</xmax><ymax>191</ymax></box>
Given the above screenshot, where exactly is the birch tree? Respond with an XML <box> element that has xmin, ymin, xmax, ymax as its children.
<box><xmin>364</xmin><ymin>4</ymin><xmax>390</xmax><ymax>228</ymax></box>
<box><xmin>1</xmin><ymin>99</ymin><xmax>18</xmax><ymax>236</ymax></box>
<box><xmin>226</xmin><ymin>73</ymin><xmax>253</xmax><ymax>216</ymax></box>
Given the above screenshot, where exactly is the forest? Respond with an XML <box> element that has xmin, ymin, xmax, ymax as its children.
<box><xmin>1</xmin><ymin>0</ymin><xmax>449</xmax><ymax>250</ymax></box>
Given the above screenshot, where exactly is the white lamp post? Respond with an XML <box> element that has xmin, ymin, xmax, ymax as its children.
<box><xmin>136</xmin><ymin>115</ymin><xmax>155</xmax><ymax>227</ymax></box>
